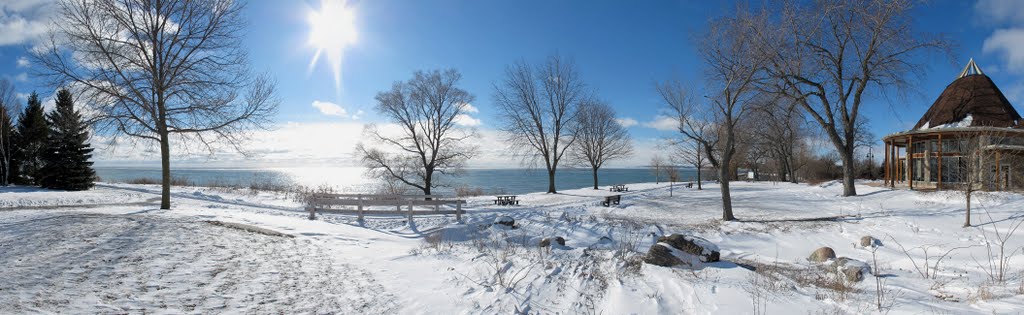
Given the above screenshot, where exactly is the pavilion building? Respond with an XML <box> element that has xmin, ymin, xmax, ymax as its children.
<box><xmin>881</xmin><ymin>59</ymin><xmax>1024</xmax><ymax>191</ymax></box>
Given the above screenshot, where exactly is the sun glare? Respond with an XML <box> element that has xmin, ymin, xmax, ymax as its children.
<box><xmin>307</xmin><ymin>0</ymin><xmax>357</xmax><ymax>93</ymax></box>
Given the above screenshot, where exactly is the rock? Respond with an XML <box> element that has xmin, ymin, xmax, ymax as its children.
<box><xmin>656</xmin><ymin>234</ymin><xmax>720</xmax><ymax>263</ymax></box>
<box><xmin>539</xmin><ymin>236</ymin><xmax>566</xmax><ymax>248</ymax></box>
<box><xmin>494</xmin><ymin>216</ymin><xmax>515</xmax><ymax>228</ymax></box>
<box><xmin>808</xmin><ymin>247</ymin><xmax>837</xmax><ymax>262</ymax></box>
<box><xmin>859</xmin><ymin>236</ymin><xmax>879</xmax><ymax>247</ymax></box>
<box><xmin>832</xmin><ymin>257</ymin><xmax>871</xmax><ymax>282</ymax></box>
<box><xmin>643</xmin><ymin>243</ymin><xmax>684</xmax><ymax>267</ymax></box>
<box><xmin>598</xmin><ymin>236</ymin><xmax>613</xmax><ymax>244</ymax></box>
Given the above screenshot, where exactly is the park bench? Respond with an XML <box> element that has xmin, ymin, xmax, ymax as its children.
<box><xmin>493</xmin><ymin>195</ymin><xmax>519</xmax><ymax>206</ymax></box>
<box><xmin>306</xmin><ymin>194</ymin><xmax>466</xmax><ymax>222</ymax></box>
<box><xmin>602</xmin><ymin>195</ymin><xmax>621</xmax><ymax>207</ymax></box>
<box><xmin>686</xmin><ymin>182</ymin><xmax>694</xmax><ymax>188</ymax></box>
<box><xmin>609</xmin><ymin>184</ymin><xmax>629</xmax><ymax>192</ymax></box>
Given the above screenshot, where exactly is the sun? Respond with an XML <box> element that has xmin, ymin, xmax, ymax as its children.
<box><xmin>307</xmin><ymin>0</ymin><xmax>357</xmax><ymax>93</ymax></box>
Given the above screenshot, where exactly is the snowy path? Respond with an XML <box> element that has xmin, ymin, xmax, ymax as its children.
<box><xmin>0</xmin><ymin>213</ymin><xmax>399</xmax><ymax>314</ymax></box>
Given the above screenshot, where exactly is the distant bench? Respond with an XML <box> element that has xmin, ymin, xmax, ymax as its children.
<box><xmin>686</xmin><ymin>182</ymin><xmax>693</xmax><ymax>188</ymax></box>
<box><xmin>609</xmin><ymin>184</ymin><xmax>629</xmax><ymax>192</ymax></box>
<box><xmin>494</xmin><ymin>195</ymin><xmax>519</xmax><ymax>206</ymax></box>
<box><xmin>602</xmin><ymin>195</ymin><xmax>621</xmax><ymax>207</ymax></box>
<box><xmin>306</xmin><ymin>194</ymin><xmax>466</xmax><ymax>222</ymax></box>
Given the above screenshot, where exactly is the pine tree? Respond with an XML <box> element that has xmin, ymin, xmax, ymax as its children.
<box><xmin>13</xmin><ymin>92</ymin><xmax>48</xmax><ymax>185</ymax></box>
<box><xmin>0</xmin><ymin>102</ymin><xmax>14</xmax><ymax>186</ymax></box>
<box><xmin>40</xmin><ymin>89</ymin><xmax>95</xmax><ymax>190</ymax></box>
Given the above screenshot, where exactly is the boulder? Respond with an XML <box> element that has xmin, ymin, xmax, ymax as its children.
<box><xmin>539</xmin><ymin>236</ymin><xmax>566</xmax><ymax>248</ymax></box>
<box><xmin>859</xmin><ymin>236</ymin><xmax>879</xmax><ymax>247</ymax></box>
<box><xmin>808</xmin><ymin>247</ymin><xmax>837</xmax><ymax>263</ymax></box>
<box><xmin>656</xmin><ymin>234</ymin><xmax>720</xmax><ymax>263</ymax></box>
<box><xmin>494</xmin><ymin>216</ymin><xmax>515</xmax><ymax>228</ymax></box>
<box><xmin>832</xmin><ymin>257</ymin><xmax>871</xmax><ymax>282</ymax></box>
<box><xmin>643</xmin><ymin>243</ymin><xmax>685</xmax><ymax>267</ymax></box>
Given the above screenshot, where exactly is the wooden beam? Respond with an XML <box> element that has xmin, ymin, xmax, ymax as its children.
<box><xmin>884</xmin><ymin>141</ymin><xmax>890</xmax><ymax>186</ymax></box>
<box><xmin>908</xmin><ymin>135</ymin><xmax>914</xmax><ymax>190</ymax></box>
<box><xmin>890</xmin><ymin>141</ymin><xmax>897</xmax><ymax>188</ymax></box>
<box><xmin>996</xmin><ymin>151</ymin><xmax>1002</xmax><ymax>191</ymax></box>
<box><xmin>938</xmin><ymin>134</ymin><xmax>943</xmax><ymax>190</ymax></box>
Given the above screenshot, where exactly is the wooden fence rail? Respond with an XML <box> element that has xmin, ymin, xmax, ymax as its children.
<box><xmin>306</xmin><ymin>194</ymin><xmax>465</xmax><ymax>222</ymax></box>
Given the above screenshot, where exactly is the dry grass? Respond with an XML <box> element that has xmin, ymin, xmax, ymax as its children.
<box><xmin>454</xmin><ymin>186</ymin><xmax>486</xmax><ymax>197</ymax></box>
<box><xmin>124</xmin><ymin>176</ymin><xmax>192</xmax><ymax>186</ymax></box>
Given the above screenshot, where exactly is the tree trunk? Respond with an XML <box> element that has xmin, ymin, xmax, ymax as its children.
<box><xmin>719</xmin><ymin>165</ymin><xmax>735</xmax><ymax>221</ymax></box>
<box><xmin>697</xmin><ymin>166</ymin><xmax>703</xmax><ymax>190</ymax></box>
<box><xmin>547</xmin><ymin>168</ymin><xmax>557</xmax><ymax>194</ymax></box>
<box><xmin>159</xmin><ymin>128</ymin><xmax>171</xmax><ymax>209</ymax></box>
<box><xmin>841</xmin><ymin>150</ymin><xmax>858</xmax><ymax>196</ymax></box>
<box><xmin>964</xmin><ymin>191</ymin><xmax>972</xmax><ymax>227</ymax></box>
<box><xmin>591</xmin><ymin>167</ymin><xmax>599</xmax><ymax>190</ymax></box>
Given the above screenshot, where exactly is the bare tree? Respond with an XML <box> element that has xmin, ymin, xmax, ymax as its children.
<box><xmin>747</xmin><ymin>97</ymin><xmax>807</xmax><ymax>183</ymax></box>
<box><xmin>672</xmin><ymin>139</ymin><xmax>708</xmax><ymax>190</ymax></box>
<box><xmin>34</xmin><ymin>0</ymin><xmax>278</xmax><ymax>209</ymax></box>
<box><xmin>657</xmin><ymin>80</ymin><xmax>719</xmax><ymax>190</ymax></box>
<box><xmin>950</xmin><ymin>130</ymin><xmax>1019</xmax><ymax>227</ymax></box>
<box><xmin>572</xmin><ymin>100</ymin><xmax>633</xmax><ymax>189</ymax></box>
<box><xmin>697</xmin><ymin>9</ymin><xmax>767</xmax><ymax>221</ymax></box>
<box><xmin>494</xmin><ymin>55</ymin><xmax>586</xmax><ymax>194</ymax></box>
<box><xmin>649</xmin><ymin>154</ymin><xmax>667</xmax><ymax>184</ymax></box>
<box><xmin>0</xmin><ymin>79</ymin><xmax>18</xmax><ymax>186</ymax></box>
<box><xmin>755</xmin><ymin>0</ymin><xmax>948</xmax><ymax>196</ymax></box>
<box><xmin>356</xmin><ymin>69</ymin><xmax>478</xmax><ymax>196</ymax></box>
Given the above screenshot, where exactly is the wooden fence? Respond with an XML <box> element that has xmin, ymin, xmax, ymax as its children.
<box><xmin>306</xmin><ymin>193</ymin><xmax>466</xmax><ymax>222</ymax></box>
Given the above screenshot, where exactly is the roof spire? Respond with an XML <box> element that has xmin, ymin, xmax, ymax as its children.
<box><xmin>958</xmin><ymin>58</ymin><xmax>985</xmax><ymax>78</ymax></box>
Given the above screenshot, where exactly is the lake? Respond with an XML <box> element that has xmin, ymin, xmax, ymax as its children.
<box><xmin>94</xmin><ymin>167</ymin><xmax>702</xmax><ymax>195</ymax></box>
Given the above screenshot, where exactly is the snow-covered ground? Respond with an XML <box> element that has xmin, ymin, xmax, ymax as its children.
<box><xmin>1</xmin><ymin>180</ymin><xmax>1023</xmax><ymax>314</ymax></box>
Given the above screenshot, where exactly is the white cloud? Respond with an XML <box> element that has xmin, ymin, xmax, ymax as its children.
<box><xmin>975</xmin><ymin>0</ymin><xmax>1024</xmax><ymax>25</ymax></box>
<box><xmin>642</xmin><ymin>115</ymin><xmax>677</xmax><ymax>131</ymax></box>
<box><xmin>459</xmin><ymin>102</ymin><xmax>479</xmax><ymax>113</ymax></box>
<box><xmin>0</xmin><ymin>0</ymin><xmax>57</xmax><ymax>46</ymax></box>
<box><xmin>311</xmin><ymin>100</ymin><xmax>348</xmax><ymax>118</ymax></box>
<box><xmin>16</xmin><ymin>56</ymin><xmax>29</xmax><ymax>68</ymax></box>
<box><xmin>14</xmin><ymin>72</ymin><xmax>27</xmax><ymax>82</ymax></box>
<box><xmin>983</xmin><ymin>28</ymin><xmax>1024</xmax><ymax>74</ymax></box>
<box><xmin>615</xmin><ymin>117</ymin><xmax>638</xmax><ymax>128</ymax></box>
<box><xmin>453</xmin><ymin>114</ymin><xmax>481</xmax><ymax>127</ymax></box>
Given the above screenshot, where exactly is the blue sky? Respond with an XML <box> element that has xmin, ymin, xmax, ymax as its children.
<box><xmin>2</xmin><ymin>0</ymin><xmax>1024</xmax><ymax>168</ymax></box>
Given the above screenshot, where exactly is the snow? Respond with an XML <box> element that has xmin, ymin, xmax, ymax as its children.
<box><xmin>2</xmin><ymin>180</ymin><xmax>1023</xmax><ymax>314</ymax></box>
<box><xmin>924</xmin><ymin>114</ymin><xmax>975</xmax><ymax>129</ymax></box>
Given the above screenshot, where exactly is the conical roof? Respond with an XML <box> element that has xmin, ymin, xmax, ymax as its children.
<box><xmin>914</xmin><ymin>59</ymin><xmax>1022</xmax><ymax>130</ymax></box>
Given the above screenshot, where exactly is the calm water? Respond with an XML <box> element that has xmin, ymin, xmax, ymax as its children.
<box><xmin>95</xmin><ymin>167</ymin><xmax>701</xmax><ymax>195</ymax></box>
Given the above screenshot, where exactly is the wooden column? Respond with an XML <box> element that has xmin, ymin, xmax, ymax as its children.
<box><xmin>908</xmin><ymin>135</ymin><xmax>914</xmax><ymax>190</ymax></box>
<box><xmin>996</xmin><ymin>151</ymin><xmax>1002</xmax><ymax>191</ymax></box>
<box><xmin>937</xmin><ymin>134</ymin><xmax>943</xmax><ymax>190</ymax></box>
<box><xmin>891</xmin><ymin>141</ymin><xmax>897</xmax><ymax>187</ymax></box>
<box><xmin>884</xmin><ymin>141</ymin><xmax>890</xmax><ymax>186</ymax></box>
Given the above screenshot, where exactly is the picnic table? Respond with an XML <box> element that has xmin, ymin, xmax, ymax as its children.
<box><xmin>494</xmin><ymin>195</ymin><xmax>519</xmax><ymax>206</ymax></box>
<box><xmin>609</xmin><ymin>184</ymin><xmax>629</xmax><ymax>192</ymax></box>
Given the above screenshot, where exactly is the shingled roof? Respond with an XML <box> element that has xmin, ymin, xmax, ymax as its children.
<box><xmin>914</xmin><ymin>59</ymin><xmax>1023</xmax><ymax>130</ymax></box>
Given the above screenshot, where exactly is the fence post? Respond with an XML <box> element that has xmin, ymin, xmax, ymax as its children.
<box><xmin>358</xmin><ymin>196</ymin><xmax>364</xmax><ymax>221</ymax></box>
<box><xmin>307</xmin><ymin>195</ymin><xmax>316</xmax><ymax>220</ymax></box>
<box><xmin>407</xmin><ymin>199</ymin><xmax>414</xmax><ymax>221</ymax></box>
<box><xmin>455</xmin><ymin>201</ymin><xmax>463</xmax><ymax>223</ymax></box>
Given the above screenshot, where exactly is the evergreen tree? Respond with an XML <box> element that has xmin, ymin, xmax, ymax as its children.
<box><xmin>0</xmin><ymin>101</ymin><xmax>14</xmax><ymax>186</ymax></box>
<box><xmin>40</xmin><ymin>89</ymin><xmax>95</xmax><ymax>190</ymax></box>
<box><xmin>13</xmin><ymin>92</ymin><xmax>48</xmax><ymax>185</ymax></box>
